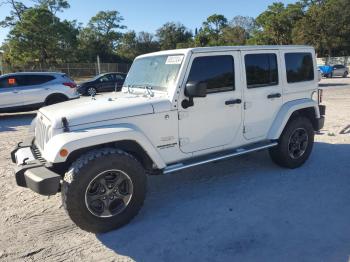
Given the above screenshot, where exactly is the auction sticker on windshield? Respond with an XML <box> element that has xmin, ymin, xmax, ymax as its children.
<box><xmin>166</xmin><ymin>55</ymin><xmax>184</xmax><ymax>65</ymax></box>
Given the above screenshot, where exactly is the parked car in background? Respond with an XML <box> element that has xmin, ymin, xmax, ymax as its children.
<box><xmin>318</xmin><ymin>64</ymin><xmax>348</xmax><ymax>78</ymax></box>
<box><xmin>0</xmin><ymin>72</ymin><xmax>79</xmax><ymax>113</ymax></box>
<box><xmin>77</xmin><ymin>72</ymin><xmax>127</xmax><ymax>96</ymax></box>
<box><xmin>332</xmin><ymin>64</ymin><xmax>348</xmax><ymax>77</ymax></box>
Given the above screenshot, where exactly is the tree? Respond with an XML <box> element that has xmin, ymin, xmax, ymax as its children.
<box><xmin>0</xmin><ymin>0</ymin><xmax>27</xmax><ymax>27</ymax></box>
<box><xmin>116</xmin><ymin>31</ymin><xmax>160</xmax><ymax>61</ymax></box>
<box><xmin>220</xmin><ymin>26</ymin><xmax>247</xmax><ymax>46</ymax></box>
<box><xmin>293</xmin><ymin>0</ymin><xmax>350</xmax><ymax>57</ymax></box>
<box><xmin>32</xmin><ymin>0</ymin><xmax>70</xmax><ymax>14</ymax></box>
<box><xmin>253</xmin><ymin>2</ymin><xmax>305</xmax><ymax>45</ymax></box>
<box><xmin>230</xmin><ymin>16</ymin><xmax>256</xmax><ymax>36</ymax></box>
<box><xmin>156</xmin><ymin>22</ymin><xmax>192</xmax><ymax>50</ymax></box>
<box><xmin>4</xmin><ymin>7</ymin><xmax>79</xmax><ymax>65</ymax></box>
<box><xmin>195</xmin><ymin>14</ymin><xmax>228</xmax><ymax>46</ymax></box>
<box><xmin>78</xmin><ymin>10</ymin><xmax>126</xmax><ymax>62</ymax></box>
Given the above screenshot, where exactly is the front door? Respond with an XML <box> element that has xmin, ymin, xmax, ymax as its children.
<box><xmin>241</xmin><ymin>50</ymin><xmax>283</xmax><ymax>140</ymax></box>
<box><xmin>0</xmin><ymin>76</ymin><xmax>22</xmax><ymax>108</ymax></box>
<box><xmin>178</xmin><ymin>52</ymin><xmax>243</xmax><ymax>153</ymax></box>
<box><xmin>99</xmin><ymin>74</ymin><xmax>115</xmax><ymax>92</ymax></box>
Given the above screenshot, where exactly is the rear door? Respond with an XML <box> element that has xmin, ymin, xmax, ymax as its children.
<box><xmin>16</xmin><ymin>74</ymin><xmax>55</xmax><ymax>105</ymax></box>
<box><xmin>241</xmin><ymin>50</ymin><xmax>283</xmax><ymax>140</ymax></box>
<box><xmin>0</xmin><ymin>76</ymin><xmax>22</xmax><ymax>108</ymax></box>
<box><xmin>114</xmin><ymin>74</ymin><xmax>126</xmax><ymax>91</ymax></box>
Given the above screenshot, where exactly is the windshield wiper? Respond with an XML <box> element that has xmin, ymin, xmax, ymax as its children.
<box><xmin>144</xmin><ymin>85</ymin><xmax>154</xmax><ymax>97</ymax></box>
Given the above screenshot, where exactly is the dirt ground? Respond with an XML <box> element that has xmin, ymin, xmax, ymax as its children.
<box><xmin>0</xmin><ymin>78</ymin><xmax>350</xmax><ymax>262</ymax></box>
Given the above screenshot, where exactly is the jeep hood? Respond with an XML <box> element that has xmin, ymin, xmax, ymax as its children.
<box><xmin>39</xmin><ymin>92</ymin><xmax>172</xmax><ymax>129</ymax></box>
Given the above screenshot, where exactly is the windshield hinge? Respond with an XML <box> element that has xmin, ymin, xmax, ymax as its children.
<box><xmin>178</xmin><ymin>111</ymin><xmax>189</xmax><ymax>120</ymax></box>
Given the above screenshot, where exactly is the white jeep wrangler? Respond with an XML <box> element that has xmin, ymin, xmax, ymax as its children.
<box><xmin>12</xmin><ymin>46</ymin><xmax>326</xmax><ymax>233</ymax></box>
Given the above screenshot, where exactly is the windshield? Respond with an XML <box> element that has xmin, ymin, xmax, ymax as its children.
<box><xmin>124</xmin><ymin>55</ymin><xmax>184</xmax><ymax>91</ymax></box>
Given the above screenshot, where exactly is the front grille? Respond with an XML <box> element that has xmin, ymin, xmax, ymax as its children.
<box><xmin>32</xmin><ymin>144</ymin><xmax>46</xmax><ymax>163</ymax></box>
<box><xmin>35</xmin><ymin>115</ymin><xmax>51</xmax><ymax>152</ymax></box>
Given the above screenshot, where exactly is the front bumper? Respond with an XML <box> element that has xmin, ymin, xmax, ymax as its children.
<box><xmin>11</xmin><ymin>137</ymin><xmax>61</xmax><ymax>196</ymax></box>
<box><xmin>316</xmin><ymin>105</ymin><xmax>326</xmax><ymax>131</ymax></box>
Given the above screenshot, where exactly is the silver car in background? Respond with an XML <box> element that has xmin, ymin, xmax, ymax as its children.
<box><xmin>332</xmin><ymin>64</ymin><xmax>348</xmax><ymax>77</ymax></box>
<box><xmin>0</xmin><ymin>72</ymin><xmax>79</xmax><ymax>112</ymax></box>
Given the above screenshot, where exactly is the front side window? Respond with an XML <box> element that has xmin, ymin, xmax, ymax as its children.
<box><xmin>245</xmin><ymin>53</ymin><xmax>278</xmax><ymax>88</ymax></box>
<box><xmin>285</xmin><ymin>53</ymin><xmax>314</xmax><ymax>83</ymax></box>
<box><xmin>99</xmin><ymin>74</ymin><xmax>114</xmax><ymax>82</ymax></box>
<box><xmin>187</xmin><ymin>55</ymin><xmax>235</xmax><ymax>94</ymax></box>
<box><xmin>124</xmin><ymin>55</ymin><xmax>184</xmax><ymax>91</ymax></box>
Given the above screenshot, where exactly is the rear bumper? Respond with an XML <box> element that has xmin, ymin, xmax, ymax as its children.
<box><xmin>11</xmin><ymin>137</ymin><xmax>61</xmax><ymax>196</ymax></box>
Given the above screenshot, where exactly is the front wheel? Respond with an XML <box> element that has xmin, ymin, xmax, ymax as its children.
<box><xmin>269</xmin><ymin>117</ymin><xmax>314</xmax><ymax>169</ymax></box>
<box><xmin>62</xmin><ymin>148</ymin><xmax>147</xmax><ymax>233</ymax></box>
<box><xmin>86</xmin><ymin>87</ymin><xmax>97</xmax><ymax>96</ymax></box>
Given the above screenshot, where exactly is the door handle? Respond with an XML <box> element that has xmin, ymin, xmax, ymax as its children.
<box><xmin>225</xmin><ymin>99</ymin><xmax>242</xmax><ymax>105</ymax></box>
<box><xmin>267</xmin><ymin>93</ymin><xmax>281</xmax><ymax>99</ymax></box>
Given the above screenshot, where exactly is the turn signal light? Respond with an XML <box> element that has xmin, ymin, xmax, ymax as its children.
<box><xmin>60</xmin><ymin>149</ymin><xmax>69</xmax><ymax>157</ymax></box>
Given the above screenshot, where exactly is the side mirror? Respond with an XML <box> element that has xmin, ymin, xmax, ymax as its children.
<box><xmin>182</xmin><ymin>81</ymin><xmax>207</xmax><ymax>109</ymax></box>
<box><xmin>185</xmin><ymin>81</ymin><xmax>207</xmax><ymax>98</ymax></box>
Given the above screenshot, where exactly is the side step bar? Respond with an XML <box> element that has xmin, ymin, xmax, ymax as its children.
<box><xmin>163</xmin><ymin>141</ymin><xmax>278</xmax><ymax>174</ymax></box>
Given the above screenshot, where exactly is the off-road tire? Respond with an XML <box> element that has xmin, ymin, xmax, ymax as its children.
<box><xmin>45</xmin><ymin>94</ymin><xmax>68</xmax><ymax>106</ymax></box>
<box><xmin>269</xmin><ymin>117</ymin><xmax>314</xmax><ymax>169</ymax></box>
<box><xmin>62</xmin><ymin>148</ymin><xmax>147</xmax><ymax>233</ymax></box>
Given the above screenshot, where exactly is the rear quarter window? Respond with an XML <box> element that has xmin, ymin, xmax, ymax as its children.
<box><xmin>285</xmin><ymin>53</ymin><xmax>314</xmax><ymax>83</ymax></box>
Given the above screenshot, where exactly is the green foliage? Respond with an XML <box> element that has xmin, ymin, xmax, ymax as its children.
<box><xmin>254</xmin><ymin>2</ymin><xmax>305</xmax><ymax>45</ymax></box>
<box><xmin>77</xmin><ymin>10</ymin><xmax>126</xmax><ymax>62</ymax></box>
<box><xmin>116</xmin><ymin>31</ymin><xmax>160</xmax><ymax>61</ymax></box>
<box><xmin>292</xmin><ymin>0</ymin><xmax>350</xmax><ymax>56</ymax></box>
<box><xmin>4</xmin><ymin>8</ymin><xmax>79</xmax><ymax>65</ymax></box>
<box><xmin>156</xmin><ymin>22</ymin><xmax>192</xmax><ymax>50</ymax></box>
<box><xmin>195</xmin><ymin>14</ymin><xmax>228</xmax><ymax>46</ymax></box>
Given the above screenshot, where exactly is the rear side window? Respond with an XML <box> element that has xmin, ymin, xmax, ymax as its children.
<box><xmin>114</xmin><ymin>74</ymin><xmax>125</xmax><ymax>80</ymax></box>
<box><xmin>285</xmin><ymin>53</ymin><xmax>314</xmax><ymax>83</ymax></box>
<box><xmin>187</xmin><ymin>55</ymin><xmax>235</xmax><ymax>94</ymax></box>
<box><xmin>245</xmin><ymin>53</ymin><xmax>278</xmax><ymax>88</ymax></box>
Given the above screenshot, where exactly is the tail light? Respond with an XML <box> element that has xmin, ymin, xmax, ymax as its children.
<box><xmin>63</xmin><ymin>82</ymin><xmax>77</xmax><ymax>88</ymax></box>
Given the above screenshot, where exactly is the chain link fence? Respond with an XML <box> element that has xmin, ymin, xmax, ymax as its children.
<box><xmin>2</xmin><ymin>62</ymin><xmax>131</xmax><ymax>80</ymax></box>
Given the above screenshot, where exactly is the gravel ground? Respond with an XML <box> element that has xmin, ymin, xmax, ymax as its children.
<box><xmin>0</xmin><ymin>78</ymin><xmax>350</xmax><ymax>262</ymax></box>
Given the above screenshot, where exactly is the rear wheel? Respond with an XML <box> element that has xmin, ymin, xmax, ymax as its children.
<box><xmin>343</xmin><ymin>71</ymin><xmax>348</xmax><ymax>78</ymax></box>
<box><xmin>62</xmin><ymin>148</ymin><xmax>147</xmax><ymax>233</ymax></box>
<box><xmin>45</xmin><ymin>94</ymin><xmax>68</xmax><ymax>106</ymax></box>
<box><xmin>269</xmin><ymin>117</ymin><xmax>314</xmax><ymax>169</ymax></box>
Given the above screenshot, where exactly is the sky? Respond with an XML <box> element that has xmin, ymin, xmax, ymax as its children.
<box><xmin>0</xmin><ymin>0</ymin><xmax>296</xmax><ymax>45</ymax></box>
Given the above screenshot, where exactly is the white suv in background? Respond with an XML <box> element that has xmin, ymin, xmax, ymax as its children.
<box><xmin>0</xmin><ymin>72</ymin><xmax>79</xmax><ymax>112</ymax></box>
